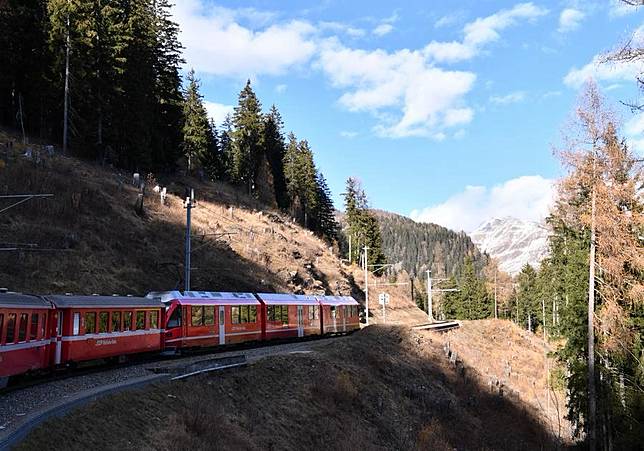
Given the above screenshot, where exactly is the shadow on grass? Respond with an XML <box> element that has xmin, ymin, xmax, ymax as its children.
<box><xmin>17</xmin><ymin>326</ymin><xmax>565</xmax><ymax>451</ymax></box>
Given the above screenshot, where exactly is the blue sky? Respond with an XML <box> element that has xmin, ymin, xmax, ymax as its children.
<box><xmin>172</xmin><ymin>0</ymin><xmax>643</xmax><ymax>232</ymax></box>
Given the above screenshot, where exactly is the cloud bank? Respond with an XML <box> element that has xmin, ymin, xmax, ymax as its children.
<box><xmin>409</xmin><ymin>175</ymin><xmax>555</xmax><ymax>233</ymax></box>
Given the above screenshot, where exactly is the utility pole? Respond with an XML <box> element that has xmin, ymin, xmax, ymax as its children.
<box><xmin>426</xmin><ymin>269</ymin><xmax>433</xmax><ymax>321</ymax></box>
<box><xmin>363</xmin><ymin>246</ymin><xmax>369</xmax><ymax>326</ymax></box>
<box><xmin>542</xmin><ymin>298</ymin><xmax>546</xmax><ymax>341</ymax></box>
<box><xmin>348</xmin><ymin>235</ymin><xmax>352</xmax><ymax>265</ymax></box>
<box><xmin>63</xmin><ymin>0</ymin><xmax>71</xmax><ymax>154</ymax></box>
<box><xmin>184</xmin><ymin>188</ymin><xmax>195</xmax><ymax>292</ymax></box>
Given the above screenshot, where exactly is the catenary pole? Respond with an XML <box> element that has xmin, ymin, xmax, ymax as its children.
<box><xmin>364</xmin><ymin>246</ymin><xmax>369</xmax><ymax>326</ymax></box>
<box><xmin>63</xmin><ymin>0</ymin><xmax>70</xmax><ymax>154</ymax></box>
<box><xmin>184</xmin><ymin>189</ymin><xmax>194</xmax><ymax>292</ymax></box>
<box><xmin>426</xmin><ymin>269</ymin><xmax>433</xmax><ymax>322</ymax></box>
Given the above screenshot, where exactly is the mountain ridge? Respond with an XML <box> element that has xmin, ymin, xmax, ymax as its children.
<box><xmin>470</xmin><ymin>216</ymin><xmax>549</xmax><ymax>276</ymax></box>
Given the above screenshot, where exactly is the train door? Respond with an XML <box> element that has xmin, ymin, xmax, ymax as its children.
<box><xmin>218</xmin><ymin>306</ymin><xmax>225</xmax><ymax>344</ymax></box>
<box><xmin>297</xmin><ymin>306</ymin><xmax>304</xmax><ymax>338</ymax></box>
<box><xmin>55</xmin><ymin>312</ymin><xmax>64</xmax><ymax>365</ymax></box>
<box><xmin>331</xmin><ymin>307</ymin><xmax>337</xmax><ymax>333</ymax></box>
<box><xmin>342</xmin><ymin>306</ymin><xmax>347</xmax><ymax>332</ymax></box>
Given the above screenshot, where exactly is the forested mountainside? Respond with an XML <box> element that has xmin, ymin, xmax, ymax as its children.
<box><xmin>374</xmin><ymin>211</ymin><xmax>487</xmax><ymax>277</ymax></box>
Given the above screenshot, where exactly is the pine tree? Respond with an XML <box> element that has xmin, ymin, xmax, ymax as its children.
<box><xmin>181</xmin><ymin>69</ymin><xmax>210</xmax><ymax>173</ymax></box>
<box><xmin>219</xmin><ymin>113</ymin><xmax>233</xmax><ymax>180</ymax></box>
<box><xmin>341</xmin><ymin>177</ymin><xmax>385</xmax><ymax>267</ymax></box>
<box><xmin>200</xmin><ymin>119</ymin><xmax>222</xmax><ymax>181</ymax></box>
<box><xmin>514</xmin><ymin>264</ymin><xmax>540</xmax><ymax>331</ymax></box>
<box><xmin>263</xmin><ymin>105</ymin><xmax>289</xmax><ymax>209</ymax></box>
<box><xmin>232</xmin><ymin>80</ymin><xmax>264</xmax><ymax>194</ymax></box>
<box><xmin>314</xmin><ymin>172</ymin><xmax>339</xmax><ymax>241</ymax></box>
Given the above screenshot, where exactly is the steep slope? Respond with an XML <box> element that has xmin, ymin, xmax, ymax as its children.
<box><xmin>18</xmin><ymin>325</ymin><xmax>562</xmax><ymax>450</ymax></box>
<box><xmin>0</xmin><ymin>131</ymin><xmax>352</xmax><ymax>298</ymax></box>
<box><xmin>470</xmin><ymin>217</ymin><xmax>549</xmax><ymax>275</ymax></box>
<box><xmin>374</xmin><ymin>210</ymin><xmax>487</xmax><ymax>277</ymax></box>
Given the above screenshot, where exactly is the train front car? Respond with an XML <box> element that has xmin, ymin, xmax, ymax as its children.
<box><xmin>0</xmin><ymin>292</ymin><xmax>53</xmax><ymax>387</ymax></box>
<box><xmin>150</xmin><ymin>291</ymin><xmax>262</xmax><ymax>350</ymax></box>
<box><xmin>255</xmin><ymin>293</ymin><xmax>321</xmax><ymax>340</ymax></box>
<box><xmin>317</xmin><ymin>295</ymin><xmax>361</xmax><ymax>334</ymax></box>
<box><xmin>45</xmin><ymin>295</ymin><xmax>164</xmax><ymax>365</ymax></box>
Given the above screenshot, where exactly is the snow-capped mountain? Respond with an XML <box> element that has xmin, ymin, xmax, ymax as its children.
<box><xmin>470</xmin><ymin>217</ymin><xmax>549</xmax><ymax>276</ymax></box>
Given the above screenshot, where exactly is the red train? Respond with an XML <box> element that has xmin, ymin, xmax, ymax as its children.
<box><xmin>0</xmin><ymin>290</ymin><xmax>360</xmax><ymax>387</ymax></box>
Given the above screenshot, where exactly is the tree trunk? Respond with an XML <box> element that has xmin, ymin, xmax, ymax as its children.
<box><xmin>588</xmin><ymin>184</ymin><xmax>597</xmax><ymax>451</ymax></box>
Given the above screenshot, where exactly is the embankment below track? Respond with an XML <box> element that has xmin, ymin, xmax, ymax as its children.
<box><xmin>16</xmin><ymin>325</ymin><xmax>562</xmax><ymax>451</ymax></box>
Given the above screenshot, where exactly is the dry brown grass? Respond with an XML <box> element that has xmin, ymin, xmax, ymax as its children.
<box><xmin>17</xmin><ymin>326</ymin><xmax>562</xmax><ymax>451</ymax></box>
<box><xmin>437</xmin><ymin>319</ymin><xmax>572</xmax><ymax>443</ymax></box>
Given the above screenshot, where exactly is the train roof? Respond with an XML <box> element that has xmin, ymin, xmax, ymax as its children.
<box><xmin>147</xmin><ymin>291</ymin><xmax>260</xmax><ymax>305</ymax></box>
<box><xmin>46</xmin><ymin>295</ymin><xmax>163</xmax><ymax>309</ymax></box>
<box><xmin>255</xmin><ymin>293</ymin><xmax>318</xmax><ymax>305</ymax></box>
<box><xmin>316</xmin><ymin>295</ymin><xmax>360</xmax><ymax>306</ymax></box>
<box><xmin>0</xmin><ymin>292</ymin><xmax>53</xmax><ymax>309</ymax></box>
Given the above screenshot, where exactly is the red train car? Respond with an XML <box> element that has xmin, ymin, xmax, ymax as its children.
<box><xmin>150</xmin><ymin>291</ymin><xmax>262</xmax><ymax>349</ymax></box>
<box><xmin>255</xmin><ymin>293</ymin><xmax>321</xmax><ymax>340</ymax></box>
<box><xmin>45</xmin><ymin>295</ymin><xmax>164</xmax><ymax>364</ymax></box>
<box><xmin>0</xmin><ymin>293</ymin><xmax>53</xmax><ymax>386</ymax></box>
<box><xmin>317</xmin><ymin>295</ymin><xmax>361</xmax><ymax>334</ymax></box>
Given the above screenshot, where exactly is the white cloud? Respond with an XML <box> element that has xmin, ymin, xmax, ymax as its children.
<box><xmin>564</xmin><ymin>54</ymin><xmax>642</xmax><ymax>88</ymax></box>
<box><xmin>340</xmin><ymin>130</ymin><xmax>358</xmax><ymax>138</ymax></box>
<box><xmin>435</xmin><ymin>12</ymin><xmax>467</xmax><ymax>29</ymax></box>
<box><xmin>489</xmin><ymin>91</ymin><xmax>526</xmax><ymax>104</ymax></box>
<box><xmin>204</xmin><ymin>101</ymin><xmax>234</xmax><ymax>124</ymax></box>
<box><xmin>624</xmin><ymin>112</ymin><xmax>644</xmax><ymax>155</ymax></box>
<box><xmin>275</xmin><ymin>84</ymin><xmax>287</xmax><ymax>93</ymax></box>
<box><xmin>558</xmin><ymin>8</ymin><xmax>585</xmax><ymax>33</ymax></box>
<box><xmin>319</xmin><ymin>21</ymin><xmax>366</xmax><ymax>37</ymax></box>
<box><xmin>172</xmin><ymin>0</ymin><xmax>317</xmax><ymax>78</ymax></box>
<box><xmin>373</xmin><ymin>23</ymin><xmax>394</xmax><ymax>36</ymax></box>
<box><xmin>317</xmin><ymin>39</ymin><xmax>477</xmax><ymax>138</ymax></box>
<box><xmin>409</xmin><ymin>175</ymin><xmax>555</xmax><ymax>233</ymax></box>
<box><xmin>425</xmin><ymin>3</ymin><xmax>548</xmax><ymax>63</ymax></box>
<box><xmin>542</xmin><ymin>90</ymin><xmax>562</xmax><ymax>98</ymax></box>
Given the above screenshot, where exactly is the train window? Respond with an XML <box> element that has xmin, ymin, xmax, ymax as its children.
<box><xmin>111</xmin><ymin>311</ymin><xmax>121</xmax><ymax>332</ymax></box>
<box><xmin>331</xmin><ymin>306</ymin><xmax>336</xmax><ymax>319</ymax></box>
<box><xmin>167</xmin><ymin>308</ymin><xmax>181</xmax><ymax>328</ymax></box>
<box><xmin>73</xmin><ymin>313</ymin><xmax>80</xmax><ymax>335</ymax></box>
<box><xmin>204</xmin><ymin>306</ymin><xmax>214</xmax><ymax>326</ymax></box>
<box><xmin>280</xmin><ymin>306</ymin><xmax>288</xmax><ymax>324</ymax></box>
<box><xmin>136</xmin><ymin>311</ymin><xmax>145</xmax><ymax>330</ymax></box>
<box><xmin>40</xmin><ymin>314</ymin><xmax>46</xmax><ymax>338</ymax></box>
<box><xmin>191</xmin><ymin>306</ymin><xmax>204</xmax><ymax>326</ymax></box>
<box><xmin>124</xmin><ymin>312</ymin><xmax>133</xmax><ymax>331</ymax></box>
<box><xmin>6</xmin><ymin>314</ymin><xmax>16</xmax><ymax>344</ymax></box>
<box><xmin>18</xmin><ymin>313</ymin><xmax>28</xmax><ymax>342</ymax></box>
<box><xmin>240</xmin><ymin>305</ymin><xmax>249</xmax><ymax>323</ymax></box>
<box><xmin>149</xmin><ymin>311</ymin><xmax>159</xmax><ymax>329</ymax></box>
<box><xmin>6</xmin><ymin>314</ymin><xmax>16</xmax><ymax>343</ymax></box>
<box><xmin>84</xmin><ymin>312</ymin><xmax>96</xmax><ymax>334</ymax></box>
<box><xmin>0</xmin><ymin>313</ymin><xmax>3</xmax><ymax>343</ymax></box>
<box><xmin>30</xmin><ymin>314</ymin><xmax>39</xmax><ymax>340</ymax></box>
<box><xmin>267</xmin><ymin>306</ymin><xmax>275</xmax><ymax>321</ymax></box>
<box><xmin>248</xmin><ymin>306</ymin><xmax>257</xmax><ymax>323</ymax></box>
<box><xmin>231</xmin><ymin>306</ymin><xmax>240</xmax><ymax>324</ymax></box>
<box><xmin>98</xmin><ymin>312</ymin><xmax>109</xmax><ymax>333</ymax></box>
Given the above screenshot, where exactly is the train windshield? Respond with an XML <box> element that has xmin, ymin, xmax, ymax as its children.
<box><xmin>167</xmin><ymin>307</ymin><xmax>181</xmax><ymax>328</ymax></box>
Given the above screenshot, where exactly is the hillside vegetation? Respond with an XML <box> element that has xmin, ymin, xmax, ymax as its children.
<box><xmin>374</xmin><ymin>210</ymin><xmax>487</xmax><ymax>278</ymax></box>
<box><xmin>0</xmin><ymin>131</ymin><xmax>343</xmax><ymax>297</ymax></box>
<box><xmin>18</xmin><ymin>324</ymin><xmax>563</xmax><ymax>451</ymax></box>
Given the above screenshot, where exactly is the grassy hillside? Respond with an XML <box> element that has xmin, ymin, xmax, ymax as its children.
<box><xmin>0</xmin><ymin>130</ymin><xmax>343</xmax><ymax>296</ymax></box>
<box><xmin>17</xmin><ymin>324</ymin><xmax>565</xmax><ymax>450</ymax></box>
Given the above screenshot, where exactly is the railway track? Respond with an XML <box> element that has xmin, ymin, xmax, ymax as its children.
<box><xmin>411</xmin><ymin>320</ymin><xmax>461</xmax><ymax>332</ymax></box>
<box><xmin>0</xmin><ymin>335</ymin><xmax>343</xmax><ymax>450</ymax></box>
